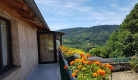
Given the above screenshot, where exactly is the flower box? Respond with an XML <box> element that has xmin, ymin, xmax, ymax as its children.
<box><xmin>65</xmin><ymin>56</ymin><xmax>75</xmax><ymax>66</ymax></box>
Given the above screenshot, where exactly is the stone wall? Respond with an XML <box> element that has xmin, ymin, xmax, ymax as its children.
<box><xmin>0</xmin><ymin>7</ymin><xmax>38</xmax><ymax>80</ymax></box>
<box><xmin>110</xmin><ymin>62</ymin><xmax>131</xmax><ymax>72</ymax></box>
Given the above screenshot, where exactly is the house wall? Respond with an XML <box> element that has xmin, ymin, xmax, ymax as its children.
<box><xmin>0</xmin><ymin>7</ymin><xmax>38</xmax><ymax>80</ymax></box>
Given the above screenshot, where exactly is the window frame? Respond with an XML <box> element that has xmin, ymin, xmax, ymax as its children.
<box><xmin>0</xmin><ymin>17</ymin><xmax>13</xmax><ymax>75</ymax></box>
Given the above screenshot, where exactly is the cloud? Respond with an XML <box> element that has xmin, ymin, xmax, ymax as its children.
<box><xmin>110</xmin><ymin>3</ymin><xmax>131</xmax><ymax>13</ymax></box>
<box><xmin>111</xmin><ymin>3</ymin><xmax>118</xmax><ymax>7</ymax></box>
<box><xmin>35</xmin><ymin>0</ymin><xmax>93</xmax><ymax>16</ymax></box>
<box><xmin>34</xmin><ymin>0</ymin><xmax>137</xmax><ymax>30</ymax></box>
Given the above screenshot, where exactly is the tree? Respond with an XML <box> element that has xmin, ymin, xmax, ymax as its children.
<box><xmin>106</xmin><ymin>3</ymin><xmax>138</xmax><ymax>57</ymax></box>
<box><xmin>120</xmin><ymin>3</ymin><xmax>138</xmax><ymax>34</ymax></box>
<box><xmin>89</xmin><ymin>3</ymin><xmax>138</xmax><ymax>57</ymax></box>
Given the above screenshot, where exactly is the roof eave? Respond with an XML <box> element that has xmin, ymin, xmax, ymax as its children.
<box><xmin>23</xmin><ymin>0</ymin><xmax>50</xmax><ymax>31</ymax></box>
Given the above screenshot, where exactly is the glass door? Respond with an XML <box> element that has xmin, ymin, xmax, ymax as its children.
<box><xmin>38</xmin><ymin>32</ymin><xmax>57</xmax><ymax>63</ymax></box>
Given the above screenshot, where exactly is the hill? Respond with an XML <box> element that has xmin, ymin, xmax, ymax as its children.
<box><xmin>57</xmin><ymin>25</ymin><xmax>119</xmax><ymax>52</ymax></box>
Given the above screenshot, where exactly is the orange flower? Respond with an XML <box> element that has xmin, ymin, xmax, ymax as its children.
<box><xmin>75</xmin><ymin>70</ymin><xmax>79</xmax><ymax>73</ymax></box>
<box><xmin>110</xmin><ymin>66</ymin><xmax>113</xmax><ymax>70</ymax></box>
<box><xmin>86</xmin><ymin>54</ymin><xmax>90</xmax><ymax>57</ymax></box>
<box><xmin>64</xmin><ymin>65</ymin><xmax>68</xmax><ymax>69</ymax></box>
<box><xmin>77</xmin><ymin>65</ymin><xmax>82</xmax><ymax>68</ymax></box>
<box><xmin>83</xmin><ymin>61</ymin><xmax>85</xmax><ymax>64</ymax></box>
<box><xmin>87</xmin><ymin>61</ymin><xmax>92</xmax><ymax>65</ymax></box>
<box><xmin>97</xmin><ymin>69</ymin><xmax>106</xmax><ymax>76</ymax></box>
<box><xmin>80</xmin><ymin>53</ymin><xmax>84</xmax><ymax>57</ymax></box>
<box><xmin>93</xmin><ymin>73</ymin><xmax>98</xmax><ymax>77</ymax></box>
<box><xmin>85</xmin><ymin>61</ymin><xmax>88</xmax><ymax>64</ymax></box>
<box><xmin>82</xmin><ymin>56</ymin><xmax>87</xmax><ymax>60</ymax></box>
<box><xmin>79</xmin><ymin>59</ymin><xmax>85</xmax><ymax>62</ymax></box>
<box><xmin>109</xmin><ymin>69</ymin><xmax>111</xmax><ymax>72</ymax></box>
<box><xmin>103</xmin><ymin>64</ymin><xmax>106</xmax><ymax>67</ymax></box>
<box><xmin>71</xmin><ymin>73</ymin><xmax>76</xmax><ymax>77</ymax></box>
<box><xmin>93</xmin><ymin>60</ymin><xmax>97</xmax><ymax>62</ymax></box>
<box><xmin>75</xmin><ymin>59</ymin><xmax>80</xmax><ymax>62</ymax></box>
<box><xmin>90</xmin><ymin>61</ymin><xmax>93</xmax><ymax>64</ymax></box>
<box><xmin>95</xmin><ymin>61</ymin><xmax>101</xmax><ymax>66</ymax></box>
<box><xmin>70</xmin><ymin>61</ymin><xmax>74</xmax><ymax>65</ymax></box>
<box><xmin>105</xmin><ymin>64</ymin><xmax>113</xmax><ymax>70</ymax></box>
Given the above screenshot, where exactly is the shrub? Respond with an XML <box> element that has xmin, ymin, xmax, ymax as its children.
<box><xmin>129</xmin><ymin>53</ymin><xmax>138</xmax><ymax>72</ymax></box>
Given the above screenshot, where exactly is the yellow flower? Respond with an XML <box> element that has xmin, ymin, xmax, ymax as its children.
<box><xmin>82</xmin><ymin>67</ymin><xmax>86</xmax><ymax>70</ymax></box>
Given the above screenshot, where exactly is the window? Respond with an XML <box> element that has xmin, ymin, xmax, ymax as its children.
<box><xmin>0</xmin><ymin>17</ymin><xmax>12</xmax><ymax>75</ymax></box>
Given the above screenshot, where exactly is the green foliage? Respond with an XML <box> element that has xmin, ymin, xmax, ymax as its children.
<box><xmin>119</xmin><ymin>3</ymin><xmax>138</xmax><ymax>34</ymax></box>
<box><xmin>129</xmin><ymin>53</ymin><xmax>138</xmax><ymax>72</ymax></box>
<box><xmin>88</xmin><ymin>46</ymin><xmax>110</xmax><ymax>58</ymax></box>
<box><xmin>58</xmin><ymin>25</ymin><xmax>119</xmax><ymax>52</ymax></box>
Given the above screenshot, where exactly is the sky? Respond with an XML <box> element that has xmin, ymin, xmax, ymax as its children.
<box><xmin>34</xmin><ymin>0</ymin><xmax>138</xmax><ymax>31</ymax></box>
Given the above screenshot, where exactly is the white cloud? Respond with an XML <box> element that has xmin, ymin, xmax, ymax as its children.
<box><xmin>111</xmin><ymin>3</ymin><xmax>118</xmax><ymax>7</ymax></box>
<box><xmin>34</xmin><ymin>0</ymin><xmax>137</xmax><ymax>30</ymax></box>
<box><xmin>35</xmin><ymin>0</ymin><xmax>93</xmax><ymax>16</ymax></box>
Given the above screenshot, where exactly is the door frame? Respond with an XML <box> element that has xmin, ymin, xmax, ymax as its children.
<box><xmin>37</xmin><ymin>32</ymin><xmax>57</xmax><ymax>64</ymax></box>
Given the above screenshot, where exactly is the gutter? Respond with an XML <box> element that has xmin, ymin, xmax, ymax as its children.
<box><xmin>23</xmin><ymin>0</ymin><xmax>50</xmax><ymax>31</ymax></box>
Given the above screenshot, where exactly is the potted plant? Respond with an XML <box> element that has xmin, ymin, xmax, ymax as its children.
<box><xmin>59</xmin><ymin>46</ymin><xmax>75</xmax><ymax>65</ymax></box>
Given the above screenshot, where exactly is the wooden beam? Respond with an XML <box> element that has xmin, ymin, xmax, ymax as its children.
<box><xmin>13</xmin><ymin>0</ymin><xmax>23</xmax><ymax>3</ymax></box>
<box><xmin>22</xmin><ymin>15</ymin><xmax>36</xmax><ymax>21</ymax></box>
<box><xmin>0</xmin><ymin>0</ymin><xmax>27</xmax><ymax>10</ymax></box>
<box><xmin>0</xmin><ymin>0</ymin><xmax>45</xmax><ymax>29</ymax></box>
<box><xmin>9</xmin><ymin>5</ymin><xmax>30</xmax><ymax>14</ymax></box>
<box><xmin>7</xmin><ymin>5</ymin><xmax>36</xmax><ymax>21</ymax></box>
<box><xmin>27</xmin><ymin>19</ymin><xmax>45</xmax><ymax>29</ymax></box>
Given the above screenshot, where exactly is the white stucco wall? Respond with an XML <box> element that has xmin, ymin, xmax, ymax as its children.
<box><xmin>0</xmin><ymin>7</ymin><xmax>38</xmax><ymax>80</ymax></box>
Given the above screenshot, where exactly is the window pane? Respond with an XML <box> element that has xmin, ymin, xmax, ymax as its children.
<box><xmin>0</xmin><ymin>20</ymin><xmax>9</xmax><ymax>67</ymax></box>
<box><xmin>39</xmin><ymin>34</ymin><xmax>54</xmax><ymax>62</ymax></box>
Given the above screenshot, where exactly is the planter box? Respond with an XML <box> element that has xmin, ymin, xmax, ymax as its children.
<box><xmin>65</xmin><ymin>56</ymin><xmax>75</xmax><ymax>66</ymax></box>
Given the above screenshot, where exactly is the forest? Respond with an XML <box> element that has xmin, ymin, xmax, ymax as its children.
<box><xmin>58</xmin><ymin>25</ymin><xmax>119</xmax><ymax>52</ymax></box>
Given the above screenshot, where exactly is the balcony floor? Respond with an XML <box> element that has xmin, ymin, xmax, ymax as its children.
<box><xmin>26</xmin><ymin>63</ymin><xmax>61</xmax><ymax>80</ymax></box>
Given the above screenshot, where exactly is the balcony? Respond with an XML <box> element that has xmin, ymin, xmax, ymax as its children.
<box><xmin>25</xmin><ymin>49</ymin><xmax>74</xmax><ymax>80</ymax></box>
<box><xmin>26</xmin><ymin>63</ymin><xmax>61</xmax><ymax>80</ymax></box>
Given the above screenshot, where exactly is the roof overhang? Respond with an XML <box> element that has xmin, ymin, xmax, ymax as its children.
<box><xmin>23</xmin><ymin>0</ymin><xmax>50</xmax><ymax>30</ymax></box>
<box><xmin>0</xmin><ymin>0</ymin><xmax>50</xmax><ymax>30</ymax></box>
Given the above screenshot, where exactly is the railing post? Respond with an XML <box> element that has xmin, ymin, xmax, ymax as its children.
<box><xmin>115</xmin><ymin>55</ymin><xmax>117</xmax><ymax>63</ymax></box>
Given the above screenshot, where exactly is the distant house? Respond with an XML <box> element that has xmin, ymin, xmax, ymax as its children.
<box><xmin>0</xmin><ymin>0</ymin><xmax>64</xmax><ymax>80</ymax></box>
